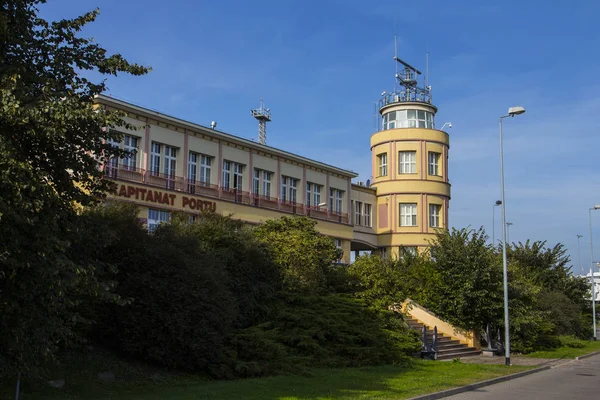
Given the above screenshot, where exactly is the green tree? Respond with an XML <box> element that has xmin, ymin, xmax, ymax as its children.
<box><xmin>254</xmin><ymin>216</ymin><xmax>341</xmax><ymax>293</ymax></box>
<box><xmin>428</xmin><ymin>227</ymin><xmax>504</xmax><ymax>332</ymax></box>
<box><xmin>0</xmin><ymin>0</ymin><xmax>148</xmax><ymax>375</ymax></box>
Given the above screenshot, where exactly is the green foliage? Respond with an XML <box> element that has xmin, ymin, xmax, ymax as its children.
<box><xmin>559</xmin><ymin>336</ymin><xmax>586</xmax><ymax>348</ymax></box>
<box><xmin>427</xmin><ymin>227</ymin><xmax>504</xmax><ymax>331</ymax></box>
<box><xmin>348</xmin><ymin>255</ymin><xmax>406</xmax><ymax>308</ymax></box>
<box><xmin>230</xmin><ymin>294</ymin><xmax>421</xmax><ymax>377</ymax></box>
<box><xmin>254</xmin><ymin>217</ymin><xmax>342</xmax><ymax>293</ymax></box>
<box><xmin>0</xmin><ymin>0</ymin><xmax>147</xmax><ymax>375</ymax></box>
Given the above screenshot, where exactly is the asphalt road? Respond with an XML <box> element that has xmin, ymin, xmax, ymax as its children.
<box><xmin>445</xmin><ymin>353</ymin><xmax>600</xmax><ymax>400</ymax></box>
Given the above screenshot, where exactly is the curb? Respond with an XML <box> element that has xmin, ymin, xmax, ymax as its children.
<box><xmin>408</xmin><ymin>365</ymin><xmax>551</xmax><ymax>400</ymax></box>
<box><xmin>576</xmin><ymin>350</ymin><xmax>600</xmax><ymax>360</ymax></box>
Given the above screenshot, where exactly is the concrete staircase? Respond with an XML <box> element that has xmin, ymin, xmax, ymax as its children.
<box><xmin>406</xmin><ymin>315</ymin><xmax>481</xmax><ymax>360</ymax></box>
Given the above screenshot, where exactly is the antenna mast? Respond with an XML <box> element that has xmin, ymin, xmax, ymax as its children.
<box><xmin>251</xmin><ymin>97</ymin><xmax>271</xmax><ymax>145</ymax></box>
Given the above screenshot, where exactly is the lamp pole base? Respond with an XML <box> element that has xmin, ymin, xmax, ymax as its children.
<box><xmin>505</xmin><ymin>357</ymin><xmax>511</xmax><ymax>366</ymax></box>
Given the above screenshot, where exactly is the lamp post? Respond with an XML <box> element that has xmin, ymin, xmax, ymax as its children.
<box><xmin>306</xmin><ymin>202</ymin><xmax>327</xmax><ymax>217</ymax></box>
<box><xmin>577</xmin><ymin>235</ymin><xmax>583</xmax><ymax>276</ymax></box>
<box><xmin>499</xmin><ymin>106</ymin><xmax>526</xmax><ymax>366</ymax></box>
<box><xmin>589</xmin><ymin>205</ymin><xmax>600</xmax><ymax>340</ymax></box>
<box><xmin>506</xmin><ymin>222</ymin><xmax>513</xmax><ymax>244</ymax></box>
<box><xmin>493</xmin><ymin>200</ymin><xmax>502</xmax><ymax>246</ymax></box>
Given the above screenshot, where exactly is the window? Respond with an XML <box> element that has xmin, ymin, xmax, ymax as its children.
<box><xmin>233</xmin><ymin>163</ymin><xmax>243</xmax><ymax>191</ymax></box>
<box><xmin>399</xmin><ymin>151</ymin><xmax>416</xmax><ymax>174</ymax></box>
<box><xmin>188</xmin><ymin>152</ymin><xmax>197</xmax><ymax>185</ymax></box>
<box><xmin>306</xmin><ymin>182</ymin><xmax>322</xmax><ymax>207</ymax></box>
<box><xmin>164</xmin><ymin>145</ymin><xmax>177</xmax><ymax>177</ymax></box>
<box><xmin>429</xmin><ymin>204</ymin><xmax>441</xmax><ymax>228</ymax></box>
<box><xmin>200</xmin><ymin>155</ymin><xmax>212</xmax><ymax>185</ymax></box>
<box><xmin>150</xmin><ymin>142</ymin><xmax>161</xmax><ymax>174</ymax></box>
<box><xmin>329</xmin><ymin>188</ymin><xmax>344</xmax><ymax>213</ymax></box>
<box><xmin>147</xmin><ymin>208</ymin><xmax>170</xmax><ymax>233</ymax></box>
<box><xmin>382</xmin><ymin>109</ymin><xmax>435</xmax><ymax>130</ymax></box>
<box><xmin>123</xmin><ymin>135</ymin><xmax>138</xmax><ymax>169</ymax></box>
<box><xmin>281</xmin><ymin>176</ymin><xmax>299</xmax><ymax>203</ymax></box>
<box><xmin>254</xmin><ymin>169</ymin><xmax>272</xmax><ymax>198</ymax></box>
<box><xmin>222</xmin><ymin>160</ymin><xmax>231</xmax><ymax>188</ymax></box>
<box><xmin>355</xmin><ymin>201</ymin><xmax>363</xmax><ymax>226</ymax></box>
<box><xmin>334</xmin><ymin>239</ymin><xmax>342</xmax><ymax>250</ymax></box>
<box><xmin>377</xmin><ymin>153</ymin><xmax>388</xmax><ymax>177</ymax></box>
<box><xmin>399</xmin><ymin>203</ymin><xmax>417</xmax><ymax>227</ymax></box>
<box><xmin>364</xmin><ymin>204</ymin><xmax>372</xmax><ymax>227</ymax></box>
<box><xmin>106</xmin><ymin>137</ymin><xmax>120</xmax><ymax>172</ymax></box>
<box><xmin>400</xmin><ymin>246</ymin><xmax>418</xmax><ymax>257</ymax></box>
<box><xmin>428</xmin><ymin>152</ymin><xmax>440</xmax><ymax>176</ymax></box>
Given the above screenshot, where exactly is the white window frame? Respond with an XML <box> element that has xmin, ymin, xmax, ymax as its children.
<box><xmin>399</xmin><ymin>151</ymin><xmax>416</xmax><ymax>174</ymax></box>
<box><xmin>383</xmin><ymin>109</ymin><xmax>435</xmax><ymax>130</ymax></box>
<box><xmin>150</xmin><ymin>142</ymin><xmax>161</xmax><ymax>175</ymax></box>
<box><xmin>233</xmin><ymin>162</ymin><xmax>244</xmax><ymax>191</ymax></box>
<box><xmin>355</xmin><ymin>201</ymin><xmax>363</xmax><ymax>226</ymax></box>
<box><xmin>399</xmin><ymin>203</ymin><xmax>418</xmax><ymax>227</ymax></box>
<box><xmin>253</xmin><ymin>169</ymin><xmax>260</xmax><ymax>195</ymax></box>
<box><xmin>329</xmin><ymin>188</ymin><xmax>344</xmax><ymax>214</ymax></box>
<box><xmin>378</xmin><ymin>153</ymin><xmax>388</xmax><ymax>177</ymax></box>
<box><xmin>222</xmin><ymin>160</ymin><xmax>231</xmax><ymax>189</ymax></box>
<box><xmin>200</xmin><ymin>155</ymin><xmax>212</xmax><ymax>185</ymax></box>
<box><xmin>263</xmin><ymin>171</ymin><xmax>271</xmax><ymax>198</ymax></box>
<box><xmin>254</xmin><ymin>169</ymin><xmax>272</xmax><ymax>198</ymax></box>
<box><xmin>281</xmin><ymin>176</ymin><xmax>287</xmax><ymax>202</ymax></box>
<box><xmin>364</xmin><ymin>203</ymin><xmax>372</xmax><ymax>227</ymax></box>
<box><xmin>429</xmin><ymin>204</ymin><xmax>441</xmax><ymax>228</ymax></box>
<box><xmin>123</xmin><ymin>135</ymin><xmax>138</xmax><ymax>170</ymax></box>
<box><xmin>147</xmin><ymin>208</ymin><xmax>170</xmax><ymax>233</ymax></box>
<box><xmin>164</xmin><ymin>145</ymin><xmax>177</xmax><ymax>177</ymax></box>
<box><xmin>188</xmin><ymin>152</ymin><xmax>197</xmax><ymax>183</ymax></box>
<box><xmin>428</xmin><ymin>152</ymin><xmax>440</xmax><ymax>176</ymax></box>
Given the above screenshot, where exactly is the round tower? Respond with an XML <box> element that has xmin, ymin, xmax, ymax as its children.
<box><xmin>371</xmin><ymin>56</ymin><xmax>450</xmax><ymax>257</ymax></box>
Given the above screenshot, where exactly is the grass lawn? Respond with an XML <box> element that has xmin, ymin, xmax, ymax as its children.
<box><xmin>2</xmin><ymin>352</ymin><xmax>532</xmax><ymax>400</ymax></box>
<box><xmin>523</xmin><ymin>338</ymin><xmax>600</xmax><ymax>359</ymax></box>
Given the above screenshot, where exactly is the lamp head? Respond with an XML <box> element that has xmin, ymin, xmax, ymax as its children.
<box><xmin>495</xmin><ymin>200</ymin><xmax>502</xmax><ymax>206</ymax></box>
<box><xmin>508</xmin><ymin>106</ymin><xmax>526</xmax><ymax>117</ymax></box>
<box><xmin>593</xmin><ymin>205</ymin><xmax>600</xmax><ymax>210</ymax></box>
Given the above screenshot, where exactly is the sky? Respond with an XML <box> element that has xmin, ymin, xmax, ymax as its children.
<box><xmin>40</xmin><ymin>0</ymin><xmax>600</xmax><ymax>274</ymax></box>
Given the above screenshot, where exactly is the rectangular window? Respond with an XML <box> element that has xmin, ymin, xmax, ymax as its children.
<box><xmin>289</xmin><ymin>177</ymin><xmax>298</xmax><ymax>203</ymax></box>
<box><xmin>400</xmin><ymin>246</ymin><xmax>418</xmax><ymax>257</ymax></box>
<box><xmin>222</xmin><ymin>160</ymin><xmax>231</xmax><ymax>189</ymax></box>
<box><xmin>150</xmin><ymin>142</ymin><xmax>161</xmax><ymax>174</ymax></box>
<box><xmin>334</xmin><ymin>238</ymin><xmax>342</xmax><ymax>250</ymax></box>
<box><xmin>233</xmin><ymin>163</ymin><xmax>243</xmax><ymax>191</ymax></box>
<box><xmin>329</xmin><ymin>188</ymin><xmax>344</xmax><ymax>213</ymax></box>
<box><xmin>355</xmin><ymin>201</ymin><xmax>363</xmax><ymax>226</ymax></box>
<box><xmin>428</xmin><ymin>152</ymin><xmax>441</xmax><ymax>176</ymax></box>
<box><xmin>281</xmin><ymin>176</ymin><xmax>287</xmax><ymax>202</ymax></box>
<box><xmin>147</xmin><ymin>208</ymin><xmax>170</xmax><ymax>233</ymax></box>
<box><xmin>377</xmin><ymin>153</ymin><xmax>388</xmax><ymax>177</ymax></box>
<box><xmin>364</xmin><ymin>204</ymin><xmax>372</xmax><ymax>227</ymax></box>
<box><xmin>429</xmin><ymin>204</ymin><xmax>441</xmax><ymax>228</ymax></box>
<box><xmin>306</xmin><ymin>182</ymin><xmax>323</xmax><ymax>208</ymax></box>
<box><xmin>253</xmin><ymin>169</ymin><xmax>260</xmax><ymax>195</ymax></box>
<box><xmin>164</xmin><ymin>145</ymin><xmax>177</xmax><ymax>177</ymax></box>
<box><xmin>254</xmin><ymin>169</ymin><xmax>272</xmax><ymax>198</ymax></box>
<box><xmin>188</xmin><ymin>152</ymin><xmax>197</xmax><ymax>184</ymax></box>
<box><xmin>123</xmin><ymin>135</ymin><xmax>138</xmax><ymax>169</ymax></box>
<box><xmin>399</xmin><ymin>203</ymin><xmax>418</xmax><ymax>227</ymax></box>
<box><xmin>200</xmin><ymin>155</ymin><xmax>212</xmax><ymax>185</ymax></box>
<box><xmin>263</xmin><ymin>171</ymin><xmax>271</xmax><ymax>197</ymax></box>
<box><xmin>399</xmin><ymin>151</ymin><xmax>416</xmax><ymax>174</ymax></box>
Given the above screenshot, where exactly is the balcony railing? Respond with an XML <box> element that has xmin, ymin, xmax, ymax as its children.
<box><xmin>103</xmin><ymin>164</ymin><xmax>350</xmax><ymax>225</ymax></box>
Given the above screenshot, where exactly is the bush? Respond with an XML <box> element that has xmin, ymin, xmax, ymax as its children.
<box><xmin>229</xmin><ymin>294</ymin><xmax>420</xmax><ymax>377</ymax></box>
<box><xmin>559</xmin><ymin>336</ymin><xmax>586</xmax><ymax>348</ymax></box>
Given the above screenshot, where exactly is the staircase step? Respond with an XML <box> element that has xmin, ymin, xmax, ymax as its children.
<box><xmin>436</xmin><ymin>350</ymin><xmax>481</xmax><ymax>360</ymax></box>
<box><xmin>435</xmin><ymin>343</ymin><xmax>466</xmax><ymax>351</ymax></box>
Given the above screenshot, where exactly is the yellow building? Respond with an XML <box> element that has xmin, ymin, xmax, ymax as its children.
<box><xmin>97</xmin><ymin>56</ymin><xmax>449</xmax><ymax>262</ymax></box>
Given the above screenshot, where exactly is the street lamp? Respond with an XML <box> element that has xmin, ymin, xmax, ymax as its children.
<box><xmin>492</xmin><ymin>200</ymin><xmax>502</xmax><ymax>246</ymax></box>
<box><xmin>440</xmin><ymin>122</ymin><xmax>453</xmax><ymax>131</ymax></box>
<box><xmin>577</xmin><ymin>235</ymin><xmax>583</xmax><ymax>276</ymax></box>
<box><xmin>589</xmin><ymin>205</ymin><xmax>600</xmax><ymax>340</ymax></box>
<box><xmin>499</xmin><ymin>105</ymin><xmax>526</xmax><ymax>366</ymax></box>
<box><xmin>506</xmin><ymin>222</ymin><xmax>513</xmax><ymax>244</ymax></box>
<box><xmin>306</xmin><ymin>202</ymin><xmax>327</xmax><ymax>216</ymax></box>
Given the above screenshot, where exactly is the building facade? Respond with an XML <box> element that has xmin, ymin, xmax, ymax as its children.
<box><xmin>98</xmin><ymin>58</ymin><xmax>450</xmax><ymax>261</ymax></box>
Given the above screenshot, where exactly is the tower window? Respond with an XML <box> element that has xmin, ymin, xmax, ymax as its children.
<box><xmin>383</xmin><ymin>109</ymin><xmax>435</xmax><ymax>130</ymax></box>
<box><xmin>377</xmin><ymin>153</ymin><xmax>388</xmax><ymax>177</ymax></box>
<box><xmin>399</xmin><ymin>203</ymin><xmax>417</xmax><ymax>227</ymax></box>
<box><xmin>399</xmin><ymin>151</ymin><xmax>416</xmax><ymax>174</ymax></box>
<box><xmin>429</xmin><ymin>204</ymin><xmax>441</xmax><ymax>228</ymax></box>
<box><xmin>428</xmin><ymin>152</ymin><xmax>441</xmax><ymax>176</ymax></box>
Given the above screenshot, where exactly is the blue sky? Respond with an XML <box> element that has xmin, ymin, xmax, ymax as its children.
<box><xmin>41</xmin><ymin>0</ymin><xmax>600</xmax><ymax>274</ymax></box>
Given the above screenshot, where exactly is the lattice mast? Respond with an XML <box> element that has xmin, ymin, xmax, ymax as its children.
<box><xmin>251</xmin><ymin>98</ymin><xmax>271</xmax><ymax>145</ymax></box>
